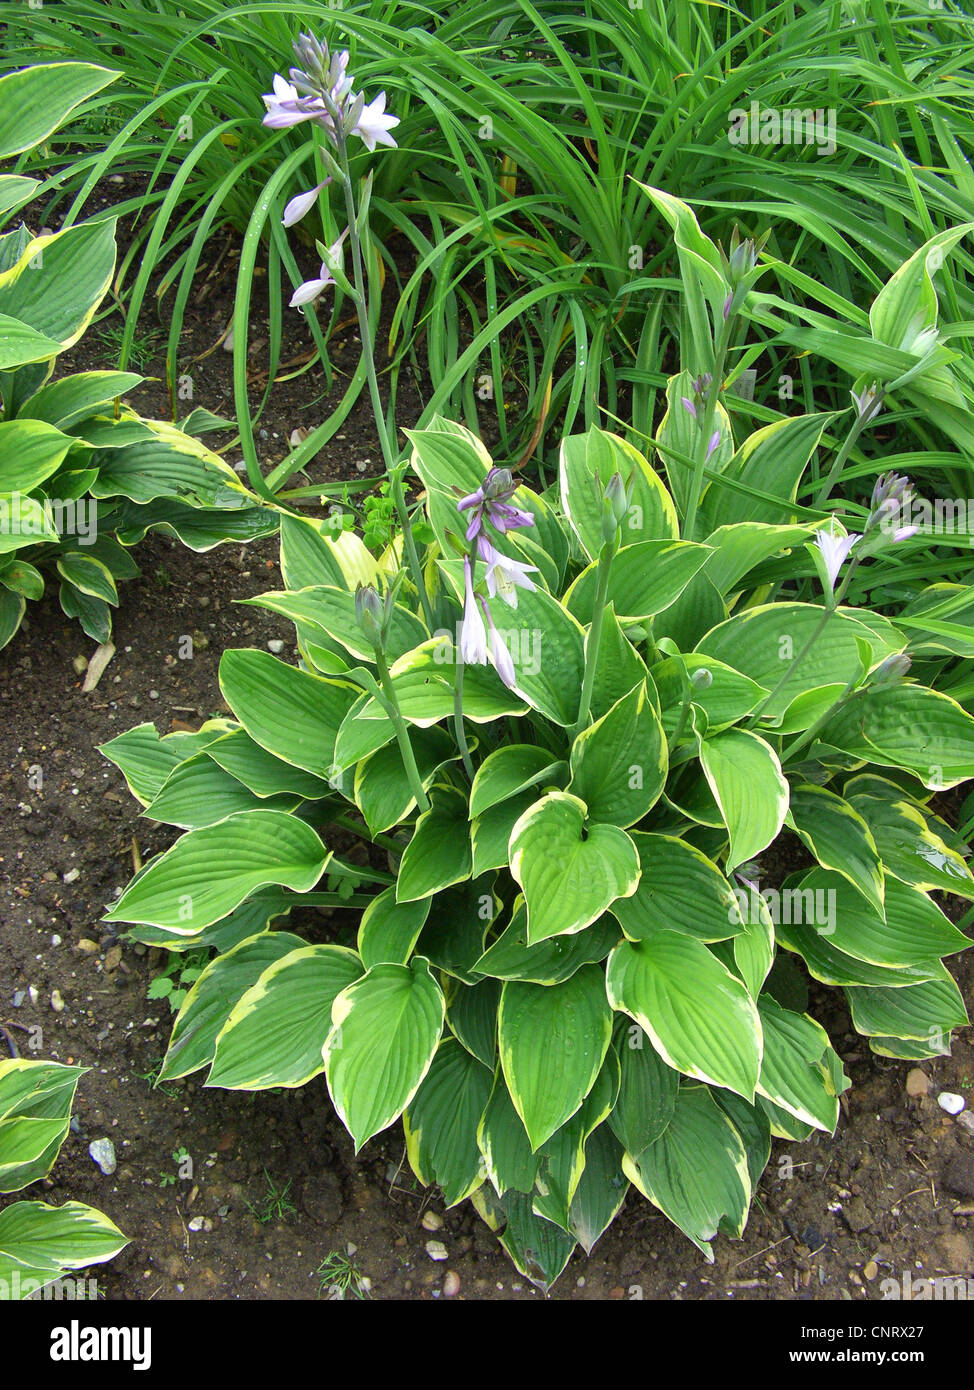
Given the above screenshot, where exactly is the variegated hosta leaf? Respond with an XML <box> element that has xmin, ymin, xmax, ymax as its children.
<box><xmin>0</xmin><ymin>1201</ymin><xmax>128</xmax><ymax>1298</ymax></box>
<box><xmin>509</xmin><ymin>791</ymin><xmax>639</xmax><ymax>944</ymax></box>
<box><xmin>324</xmin><ymin>959</ymin><xmax>445</xmax><ymax>1151</ymax></box>
<box><xmin>404</xmin><ymin>1038</ymin><xmax>492</xmax><ymax>1207</ymax></box>
<box><xmin>207</xmin><ymin>945</ymin><xmax>363</xmax><ymax>1090</ymax></box>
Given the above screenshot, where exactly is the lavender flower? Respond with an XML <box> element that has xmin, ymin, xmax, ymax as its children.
<box><xmin>289</xmin><ymin>228</ymin><xmax>349</xmax><ymax>307</ymax></box>
<box><xmin>477</xmin><ymin>534</ymin><xmax>538</xmax><ymax>607</ymax></box>
<box><xmin>282</xmin><ymin>178</ymin><xmax>332</xmax><ymax>228</ymax></box>
<box><xmin>457</xmin><ymin>468</ymin><xmax>534</xmax><ymax>542</ymax></box>
<box><xmin>263</xmin><ymin>35</ymin><xmax>399</xmax><ymax>151</ymax></box>
<box><xmin>459</xmin><ymin>557</ymin><xmax>488</xmax><ymax>665</ymax></box>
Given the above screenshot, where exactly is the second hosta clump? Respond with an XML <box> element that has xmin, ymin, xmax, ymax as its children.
<box><xmin>101</xmin><ymin>418</ymin><xmax>974</xmax><ymax>1289</ymax></box>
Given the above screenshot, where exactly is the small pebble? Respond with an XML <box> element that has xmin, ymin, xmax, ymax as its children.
<box><xmin>50</xmin><ymin>989</ymin><xmax>65</xmax><ymax>1013</ymax></box>
<box><xmin>28</xmin><ymin>987</ymin><xmax>38</xmax><ymax>1006</ymax></box>
<box><xmin>12</xmin><ymin>990</ymin><xmax>26</xmax><ymax>1007</ymax></box>
<box><xmin>71</xmin><ymin>655</ymin><xmax>88</xmax><ymax>675</ymax></box>
<box><xmin>906</xmin><ymin>1069</ymin><xmax>930</xmax><ymax>1098</ymax></box>
<box><xmin>89</xmin><ymin>1138</ymin><xmax>117</xmax><ymax>1175</ymax></box>
<box><xmin>425</xmin><ymin>1241</ymin><xmax>448</xmax><ymax>1262</ymax></box>
<box><xmin>75</xmin><ymin>939</ymin><xmax>100</xmax><ymax>955</ymax></box>
<box><xmin>188</xmin><ymin>1217</ymin><xmax>213</xmax><ymax>1233</ymax></box>
<box><xmin>421</xmin><ymin>1210</ymin><xmax>443</xmax><ymax>1232</ymax></box>
<box><xmin>938</xmin><ymin>1092</ymin><xmax>966</xmax><ymax>1115</ymax></box>
<box><xmin>957</xmin><ymin>1112</ymin><xmax>974</xmax><ymax>1135</ymax></box>
<box><xmin>50</xmin><ymin>934</ymin><xmax>62</xmax><ymax>947</ymax></box>
<box><xmin>443</xmin><ymin>1270</ymin><xmax>460</xmax><ymax>1297</ymax></box>
<box><xmin>267</xmin><ymin>639</ymin><xmax>285</xmax><ymax>654</ymax></box>
<box><xmin>63</xmin><ymin>868</ymin><xmax>80</xmax><ymax>884</ymax></box>
<box><xmin>863</xmin><ymin>1260</ymin><xmax>878</xmax><ymax>1281</ymax></box>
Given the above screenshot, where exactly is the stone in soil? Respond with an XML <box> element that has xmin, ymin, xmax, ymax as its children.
<box><xmin>942</xmin><ymin>1154</ymin><xmax>974</xmax><ymax>1200</ymax></box>
<box><xmin>88</xmin><ymin>1138</ymin><xmax>117</xmax><ymax>1175</ymax></box>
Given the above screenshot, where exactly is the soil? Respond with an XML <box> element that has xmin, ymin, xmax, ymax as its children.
<box><xmin>2</xmin><ymin>181</ymin><xmax>973</xmax><ymax>1304</ymax></box>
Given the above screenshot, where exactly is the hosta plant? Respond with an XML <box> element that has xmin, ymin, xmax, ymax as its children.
<box><xmin>0</xmin><ymin>1058</ymin><xmax>128</xmax><ymax>1300</ymax></box>
<box><xmin>0</xmin><ymin>62</ymin><xmax>277</xmax><ymax>649</ymax></box>
<box><xmin>101</xmin><ymin>390</ymin><xmax>974</xmax><ymax>1285</ymax></box>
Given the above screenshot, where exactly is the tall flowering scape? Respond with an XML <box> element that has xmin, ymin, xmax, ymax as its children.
<box><xmin>263</xmin><ymin>33</ymin><xmax>400</xmax><ymax>307</ymax></box>
<box><xmin>456</xmin><ymin>468</ymin><xmax>537</xmax><ymax>688</ymax></box>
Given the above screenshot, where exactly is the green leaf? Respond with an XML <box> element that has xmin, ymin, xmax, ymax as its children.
<box><xmin>788</xmin><ymin>783</ymin><xmax>885</xmax><ymax>916</ymax></box>
<box><xmin>564</xmin><ymin>540</ymin><xmax>711</xmax><ymax>624</ymax></box>
<box><xmin>415</xmin><ymin>876</ymin><xmax>496</xmax><ymax>984</ymax></box>
<box><xmin>496</xmin><ymin>1189</ymin><xmax>577</xmax><ymax>1292</ymax></box>
<box><xmin>498</xmin><ymin>966</ymin><xmax>613</xmax><ymax>1150</ymax></box>
<box><xmin>623</xmin><ymin>1083</ymin><xmax>750</xmax><ymax>1261</ymax></box>
<box><xmin>696</xmin><ymin>725</ymin><xmax>789</xmax><ymax>872</ymax></box>
<box><xmin>0</xmin><ymin>420</ymin><xmax>75</xmax><ymax>492</ymax></box>
<box><xmin>559</xmin><ymin>427</ymin><xmax>678</xmax><ymax>561</ymax></box>
<box><xmin>404</xmin><ymin>1038</ymin><xmax>492</xmax><ymax>1206</ymax></box>
<box><xmin>776</xmin><ymin>915</ymin><xmax>948</xmax><ymax>989</ymax></box>
<box><xmin>98</xmin><ymin>721</ymin><xmax>230</xmax><ymax>806</ymax></box>
<box><xmin>700</xmin><ymin>414</ymin><xmax>831</xmax><ymax>528</ymax></box>
<box><xmin>703</xmin><ymin>523</ymin><xmax>817</xmax><ymax>597</ymax></box>
<box><xmin>0</xmin><ymin>314</ymin><xmax>63</xmax><ymax>370</ymax></box>
<box><xmin>609</xmin><ymin>1019</ymin><xmax>680</xmax><ymax>1155</ymax></box>
<box><xmin>207</xmin><ymin>944</ymin><xmax>363</xmax><ymax>1090</ymax></box>
<box><xmin>0</xmin><ymin>492</ymin><xmax>59</xmax><ymax>553</ymax></box>
<box><xmin>325</xmin><ymin>958</ymin><xmax>445</xmax><ymax>1151</ymax></box>
<box><xmin>204</xmin><ymin>728</ymin><xmax>333</xmax><ymax>801</ymax></box>
<box><xmin>844</xmin><ymin>975</ymin><xmax>968</xmax><ymax>1043</ymax></box>
<box><xmin>354</xmin><ymin>727</ymin><xmax>455</xmax><ymax>836</ymax></box>
<box><xmin>695</xmin><ymin>603</ymin><xmax>877</xmax><ymax>721</ymax></box>
<box><xmin>219</xmin><ymin>648</ymin><xmax>356</xmax><ymax>777</ymax></box>
<box><xmin>818</xmin><ymin>685</ymin><xmax>974</xmax><ymax>789</ymax></box>
<box><xmin>469</xmin><ymin>744</ymin><xmax>566</xmax><ymax>820</ymax></box>
<box><xmin>158</xmin><ymin>931</ymin><xmax>306</xmax><ymax>1081</ymax></box>
<box><xmin>18</xmin><ymin>371</ymin><xmax>142</xmax><ymax>430</ymax></box>
<box><xmin>569</xmin><ymin>683</ymin><xmax>666</xmax><ymax>827</ymax></box>
<box><xmin>509</xmin><ymin>791</ymin><xmax>639</xmax><ymax>944</ymax></box>
<box><xmin>587</xmin><ymin>604</ymin><xmax>653</xmax><ymax>721</ymax></box>
<box><xmin>0</xmin><ymin>220</ymin><xmax>116</xmax><ymax>349</ymax></box>
<box><xmin>357</xmin><ymin>888</ymin><xmax>430</xmax><ymax>969</ymax></box>
<box><xmin>606</xmin><ymin>932</ymin><xmax>762</xmax><ymax>1099</ymax></box>
<box><xmin>471</xmin><ymin>790</ymin><xmax>537</xmax><ymax>877</ymax></box>
<box><xmin>247</xmin><ymin>585</ymin><xmax>427</xmax><ymax>663</ymax></box>
<box><xmin>477</xmin><ymin>1069</ymin><xmax>538</xmax><ymax>1196</ymax></box>
<box><xmin>0</xmin><ymin>63</ymin><xmax>119</xmax><ymax>158</ymax></box>
<box><xmin>0</xmin><ymin>588</ymin><xmax>25</xmax><ymax>649</ymax></box>
<box><xmin>610</xmin><ymin>832</ymin><xmax>746</xmax><ymax>943</ymax></box>
<box><xmin>653</xmin><ymin>653</ymin><xmax>768</xmax><ymax>735</ymax></box>
<box><xmin>789</xmin><ymin>870</ymin><xmax>969</xmax><ymax>968</ymax></box>
<box><xmin>756</xmin><ymin>998</ymin><xmax>842</xmax><ymax>1133</ymax></box>
<box><xmin>58</xmin><ymin>582</ymin><xmax>111</xmax><ymax>643</ymax></box>
<box><xmin>0</xmin><ymin>1200</ymin><xmax>128</xmax><ymax>1297</ymax></box>
<box><xmin>396</xmin><ymin>786</ymin><xmax>473</xmax><ymax>902</ymax></box>
<box><xmin>568</xmin><ymin>1122</ymin><xmax>629</xmax><ymax>1255</ymax></box>
<box><xmin>846</xmin><ymin>792</ymin><xmax>974</xmax><ymax>901</ymax></box>
<box><xmin>482</xmin><ymin>584</ymin><xmax>585</xmax><ymax>726</ymax></box>
<box><xmin>104</xmin><ymin>810</ymin><xmax>330</xmax><ymax>934</ymax></box>
<box><xmin>475</xmin><ymin>900</ymin><xmax>619</xmax><ymax>985</ymax></box>
<box><xmin>141</xmin><ymin>753</ymin><xmax>294</xmax><ymax>829</ymax></box>
<box><xmin>446</xmin><ymin>977</ymin><xmax>500</xmax><ymax>1068</ymax></box>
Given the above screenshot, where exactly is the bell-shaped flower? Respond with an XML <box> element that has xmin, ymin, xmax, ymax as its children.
<box><xmin>348</xmin><ymin>91</ymin><xmax>400</xmax><ymax>152</ymax></box>
<box><xmin>262</xmin><ymin>74</ymin><xmax>326</xmax><ymax>129</ymax></box>
<box><xmin>282</xmin><ymin>178</ymin><xmax>332</xmax><ymax>228</ymax></box>
<box><xmin>815</xmin><ymin>526</ymin><xmax>860</xmax><ymax>592</ymax></box>
<box><xmin>288</xmin><ymin>229</ymin><xmax>349</xmax><ymax>307</ymax></box>
<box><xmin>477</xmin><ymin>535</ymin><xmax>538</xmax><ymax>608</ymax></box>
<box><xmin>459</xmin><ymin>558</ymin><xmax>488</xmax><ymax>665</ymax></box>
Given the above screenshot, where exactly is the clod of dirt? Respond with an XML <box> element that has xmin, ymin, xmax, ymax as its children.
<box><xmin>942</xmin><ymin>1154</ymin><xmax>974</xmax><ymax>1200</ymax></box>
<box><xmin>840</xmin><ymin>1197</ymin><xmax>873</xmax><ymax>1234</ymax></box>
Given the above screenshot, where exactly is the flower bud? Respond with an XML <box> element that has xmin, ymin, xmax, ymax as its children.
<box><xmin>872</xmin><ymin>653</ymin><xmax>912</xmax><ymax>685</ymax></box>
<box><xmin>355</xmin><ymin>583</ymin><xmax>385</xmax><ymax>648</ymax></box>
<box><xmin>691</xmin><ymin>667</ymin><xmax>713</xmax><ymax>690</ymax></box>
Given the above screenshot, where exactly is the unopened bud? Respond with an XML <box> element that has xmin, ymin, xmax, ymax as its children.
<box><xmin>872</xmin><ymin>653</ymin><xmax>912</xmax><ymax>685</ymax></box>
<box><xmin>355</xmin><ymin>583</ymin><xmax>384</xmax><ymax>648</ymax></box>
<box><xmin>691</xmin><ymin>667</ymin><xmax>713</xmax><ymax>690</ymax></box>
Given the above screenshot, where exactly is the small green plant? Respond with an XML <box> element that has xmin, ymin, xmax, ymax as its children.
<box><xmin>245</xmin><ymin>1171</ymin><xmax>297</xmax><ymax>1225</ymax></box>
<box><xmin>159</xmin><ymin>1146</ymin><xmax>191</xmax><ymax>1188</ymax></box>
<box><xmin>316</xmin><ymin>1249</ymin><xmax>372</xmax><ymax>1300</ymax></box>
<box><xmin>147</xmin><ymin>951</ymin><xmax>208</xmax><ymax>1013</ymax></box>
<box><xmin>96</xmin><ymin>317</ymin><xmax>166</xmax><ymax>372</ymax></box>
